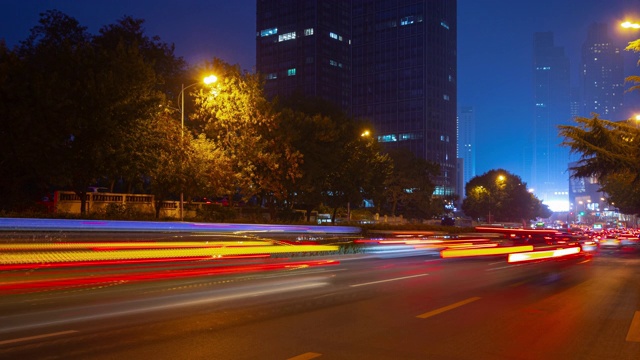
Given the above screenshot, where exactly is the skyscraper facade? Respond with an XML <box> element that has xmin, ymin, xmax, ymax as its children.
<box><xmin>351</xmin><ymin>0</ymin><xmax>457</xmax><ymax>195</ymax></box>
<box><xmin>531</xmin><ymin>32</ymin><xmax>571</xmax><ymax>211</ymax></box>
<box><xmin>256</xmin><ymin>0</ymin><xmax>458</xmax><ymax>196</ymax></box>
<box><xmin>256</xmin><ymin>0</ymin><xmax>352</xmax><ymax>111</ymax></box>
<box><xmin>581</xmin><ymin>23</ymin><xmax>624</xmax><ymax>120</ymax></box>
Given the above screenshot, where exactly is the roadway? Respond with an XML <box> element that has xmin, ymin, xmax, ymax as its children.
<box><xmin>1</xmin><ymin>248</ymin><xmax>639</xmax><ymax>359</ymax></box>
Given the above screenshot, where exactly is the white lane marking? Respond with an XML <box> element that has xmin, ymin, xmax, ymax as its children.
<box><xmin>0</xmin><ymin>330</ymin><xmax>78</xmax><ymax>346</ymax></box>
<box><xmin>349</xmin><ymin>273</ymin><xmax>429</xmax><ymax>287</ymax></box>
<box><xmin>626</xmin><ymin>311</ymin><xmax>640</xmax><ymax>342</ymax></box>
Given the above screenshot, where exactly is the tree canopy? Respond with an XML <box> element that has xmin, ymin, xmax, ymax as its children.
<box><xmin>462</xmin><ymin>169</ymin><xmax>551</xmax><ymax>223</ymax></box>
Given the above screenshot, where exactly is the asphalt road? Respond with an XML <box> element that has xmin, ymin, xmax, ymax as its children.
<box><xmin>1</xmin><ymin>250</ymin><xmax>639</xmax><ymax>359</ymax></box>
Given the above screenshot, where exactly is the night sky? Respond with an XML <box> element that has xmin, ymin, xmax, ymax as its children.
<box><xmin>2</xmin><ymin>0</ymin><xmax>640</xmax><ymax>187</ymax></box>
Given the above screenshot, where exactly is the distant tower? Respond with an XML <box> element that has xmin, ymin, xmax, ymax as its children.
<box><xmin>457</xmin><ymin>106</ymin><xmax>475</xmax><ymax>197</ymax></box>
<box><xmin>532</xmin><ymin>32</ymin><xmax>571</xmax><ymax>211</ymax></box>
<box><xmin>581</xmin><ymin>23</ymin><xmax>624</xmax><ymax>120</ymax></box>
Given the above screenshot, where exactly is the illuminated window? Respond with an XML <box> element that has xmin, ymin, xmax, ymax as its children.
<box><xmin>287</xmin><ymin>68</ymin><xmax>296</xmax><ymax>76</ymax></box>
<box><xmin>401</xmin><ymin>16</ymin><xmax>415</xmax><ymax>25</ymax></box>
<box><xmin>329</xmin><ymin>32</ymin><xmax>343</xmax><ymax>41</ymax></box>
<box><xmin>260</xmin><ymin>28</ymin><xmax>277</xmax><ymax>37</ymax></box>
<box><xmin>399</xmin><ymin>133</ymin><xmax>422</xmax><ymax>140</ymax></box>
<box><xmin>378</xmin><ymin>134</ymin><xmax>398</xmax><ymax>142</ymax></box>
<box><xmin>440</xmin><ymin>21</ymin><xmax>450</xmax><ymax>30</ymax></box>
<box><xmin>266</xmin><ymin>73</ymin><xmax>277</xmax><ymax>80</ymax></box>
<box><xmin>443</xmin><ymin>94</ymin><xmax>450</xmax><ymax>100</ymax></box>
<box><xmin>279</xmin><ymin>32</ymin><xmax>296</xmax><ymax>42</ymax></box>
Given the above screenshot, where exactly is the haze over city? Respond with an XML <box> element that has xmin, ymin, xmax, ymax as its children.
<box><xmin>2</xmin><ymin>0</ymin><xmax>640</xmax><ymax>210</ymax></box>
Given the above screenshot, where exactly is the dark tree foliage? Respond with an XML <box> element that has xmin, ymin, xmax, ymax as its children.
<box><xmin>273</xmin><ymin>94</ymin><xmax>392</xmax><ymax>222</ymax></box>
<box><xmin>462</xmin><ymin>169</ymin><xmax>550</xmax><ymax>223</ymax></box>
<box><xmin>559</xmin><ymin>116</ymin><xmax>640</xmax><ymax>215</ymax></box>
<box><xmin>382</xmin><ymin>148</ymin><xmax>440</xmax><ymax>219</ymax></box>
<box><xmin>0</xmin><ymin>11</ymin><xmax>186</xmax><ymax>213</ymax></box>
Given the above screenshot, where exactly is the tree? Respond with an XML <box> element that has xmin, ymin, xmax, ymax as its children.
<box><xmin>5</xmin><ymin>11</ymin><xmax>185</xmax><ymax>213</ymax></box>
<box><xmin>274</xmin><ymin>95</ymin><xmax>393</xmax><ymax>222</ymax></box>
<box><xmin>10</xmin><ymin>10</ymin><xmax>97</xmax><ymax>213</ymax></box>
<box><xmin>192</xmin><ymin>58</ymin><xmax>302</xmax><ymax>208</ymax></box>
<box><xmin>559</xmin><ymin>116</ymin><xmax>640</xmax><ymax>215</ymax></box>
<box><xmin>462</xmin><ymin>169</ymin><xmax>550</xmax><ymax>222</ymax></box>
<box><xmin>383</xmin><ymin>148</ymin><xmax>440</xmax><ymax>219</ymax></box>
<box><xmin>92</xmin><ymin>16</ymin><xmax>187</xmax><ymax>193</ymax></box>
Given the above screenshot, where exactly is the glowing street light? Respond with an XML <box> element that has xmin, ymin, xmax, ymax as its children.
<box><xmin>203</xmin><ymin>75</ymin><xmax>218</xmax><ymax>85</ymax></box>
<box><xmin>621</xmin><ymin>21</ymin><xmax>640</xmax><ymax>29</ymax></box>
<box><xmin>178</xmin><ymin>75</ymin><xmax>217</xmax><ymax>221</ymax></box>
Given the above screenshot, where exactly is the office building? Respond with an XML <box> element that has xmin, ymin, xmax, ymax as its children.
<box><xmin>581</xmin><ymin>23</ymin><xmax>624</xmax><ymax>120</ymax></box>
<box><xmin>256</xmin><ymin>0</ymin><xmax>458</xmax><ymax>196</ymax></box>
<box><xmin>256</xmin><ymin>0</ymin><xmax>352</xmax><ymax>111</ymax></box>
<box><xmin>531</xmin><ymin>32</ymin><xmax>571</xmax><ymax>211</ymax></box>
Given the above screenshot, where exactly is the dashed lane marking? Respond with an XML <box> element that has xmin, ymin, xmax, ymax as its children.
<box><xmin>626</xmin><ymin>311</ymin><xmax>640</xmax><ymax>342</ymax></box>
<box><xmin>417</xmin><ymin>296</ymin><xmax>481</xmax><ymax>319</ymax></box>
<box><xmin>287</xmin><ymin>352</ymin><xmax>322</xmax><ymax>360</ymax></box>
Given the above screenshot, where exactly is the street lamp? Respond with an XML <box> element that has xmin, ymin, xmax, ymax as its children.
<box><xmin>621</xmin><ymin>21</ymin><xmax>640</xmax><ymax>29</ymax></box>
<box><xmin>178</xmin><ymin>75</ymin><xmax>217</xmax><ymax>221</ymax></box>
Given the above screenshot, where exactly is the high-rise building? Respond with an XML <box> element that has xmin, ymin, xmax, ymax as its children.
<box><xmin>256</xmin><ymin>0</ymin><xmax>352</xmax><ymax>111</ymax></box>
<box><xmin>256</xmin><ymin>0</ymin><xmax>458</xmax><ymax>196</ymax></box>
<box><xmin>581</xmin><ymin>23</ymin><xmax>624</xmax><ymax>120</ymax></box>
<box><xmin>351</xmin><ymin>0</ymin><xmax>457</xmax><ymax>195</ymax></box>
<box><xmin>531</xmin><ymin>32</ymin><xmax>571</xmax><ymax>211</ymax></box>
<box><xmin>457</xmin><ymin>106</ymin><xmax>475</xmax><ymax>197</ymax></box>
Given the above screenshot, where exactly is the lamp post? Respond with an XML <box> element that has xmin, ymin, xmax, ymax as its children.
<box><xmin>178</xmin><ymin>75</ymin><xmax>217</xmax><ymax>221</ymax></box>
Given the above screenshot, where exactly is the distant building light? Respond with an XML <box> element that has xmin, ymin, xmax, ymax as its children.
<box><xmin>401</xmin><ymin>16</ymin><xmax>416</xmax><ymax>26</ymax></box>
<box><xmin>287</xmin><ymin>68</ymin><xmax>296</xmax><ymax>76</ymax></box>
<box><xmin>378</xmin><ymin>134</ymin><xmax>398</xmax><ymax>143</ymax></box>
<box><xmin>399</xmin><ymin>133</ymin><xmax>423</xmax><ymax>141</ymax></box>
<box><xmin>260</xmin><ymin>28</ymin><xmax>278</xmax><ymax>37</ymax></box>
<box><xmin>329</xmin><ymin>32</ymin><xmax>343</xmax><ymax>41</ymax></box>
<box><xmin>304</xmin><ymin>28</ymin><xmax>314</xmax><ymax>36</ymax></box>
<box><xmin>440</xmin><ymin>21</ymin><xmax>450</xmax><ymax>30</ymax></box>
<box><xmin>279</xmin><ymin>32</ymin><xmax>296</xmax><ymax>42</ymax></box>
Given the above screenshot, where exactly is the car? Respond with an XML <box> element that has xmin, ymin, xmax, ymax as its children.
<box><xmin>598</xmin><ymin>236</ymin><xmax>621</xmax><ymax>250</ymax></box>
